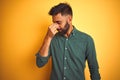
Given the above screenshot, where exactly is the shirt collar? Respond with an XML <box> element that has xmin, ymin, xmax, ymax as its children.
<box><xmin>71</xmin><ymin>25</ymin><xmax>77</xmax><ymax>36</ymax></box>
<box><xmin>57</xmin><ymin>25</ymin><xmax>77</xmax><ymax>37</ymax></box>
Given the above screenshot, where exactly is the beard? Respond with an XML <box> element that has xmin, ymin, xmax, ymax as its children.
<box><xmin>57</xmin><ymin>22</ymin><xmax>70</xmax><ymax>35</ymax></box>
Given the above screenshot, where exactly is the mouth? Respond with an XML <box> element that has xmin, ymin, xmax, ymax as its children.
<box><xmin>57</xmin><ymin>28</ymin><xmax>62</xmax><ymax>32</ymax></box>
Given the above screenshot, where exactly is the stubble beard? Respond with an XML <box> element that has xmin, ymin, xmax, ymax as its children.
<box><xmin>58</xmin><ymin>22</ymin><xmax>70</xmax><ymax>35</ymax></box>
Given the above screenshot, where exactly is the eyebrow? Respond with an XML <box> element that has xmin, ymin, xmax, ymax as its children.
<box><xmin>56</xmin><ymin>21</ymin><xmax>61</xmax><ymax>23</ymax></box>
<box><xmin>53</xmin><ymin>21</ymin><xmax>62</xmax><ymax>24</ymax></box>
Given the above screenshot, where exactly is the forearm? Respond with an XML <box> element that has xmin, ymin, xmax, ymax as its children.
<box><xmin>39</xmin><ymin>35</ymin><xmax>52</xmax><ymax>57</ymax></box>
<box><xmin>36</xmin><ymin>23</ymin><xmax>59</xmax><ymax>67</ymax></box>
<box><xmin>40</xmin><ymin>23</ymin><xmax>59</xmax><ymax>57</ymax></box>
<box><xmin>36</xmin><ymin>35</ymin><xmax>52</xmax><ymax>67</ymax></box>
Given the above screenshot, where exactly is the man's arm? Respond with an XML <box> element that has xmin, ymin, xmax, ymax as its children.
<box><xmin>86</xmin><ymin>36</ymin><xmax>101</xmax><ymax>80</ymax></box>
<box><xmin>36</xmin><ymin>23</ymin><xmax>59</xmax><ymax>67</ymax></box>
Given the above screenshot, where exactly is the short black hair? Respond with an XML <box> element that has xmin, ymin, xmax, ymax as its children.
<box><xmin>49</xmin><ymin>3</ymin><xmax>73</xmax><ymax>16</ymax></box>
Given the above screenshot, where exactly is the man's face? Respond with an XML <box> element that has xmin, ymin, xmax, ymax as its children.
<box><xmin>52</xmin><ymin>13</ymin><xmax>70</xmax><ymax>35</ymax></box>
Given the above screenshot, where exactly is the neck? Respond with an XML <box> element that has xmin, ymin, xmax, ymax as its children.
<box><xmin>64</xmin><ymin>24</ymin><xmax>73</xmax><ymax>37</ymax></box>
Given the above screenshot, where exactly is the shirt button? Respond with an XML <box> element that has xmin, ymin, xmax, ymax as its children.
<box><xmin>65</xmin><ymin>47</ymin><xmax>67</xmax><ymax>50</ymax></box>
<box><xmin>64</xmin><ymin>67</ymin><xmax>67</xmax><ymax>70</ymax></box>
<box><xmin>64</xmin><ymin>57</ymin><xmax>67</xmax><ymax>60</ymax></box>
<box><xmin>64</xmin><ymin>77</ymin><xmax>66</xmax><ymax>80</ymax></box>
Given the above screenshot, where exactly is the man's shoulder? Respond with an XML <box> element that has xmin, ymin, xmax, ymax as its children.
<box><xmin>76</xmin><ymin>29</ymin><xmax>92</xmax><ymax>39</ymax></box>
<box><xmin>75</xmin><ymin>29</ymin><xmax>94</xmax><ymax>43</ymax></box>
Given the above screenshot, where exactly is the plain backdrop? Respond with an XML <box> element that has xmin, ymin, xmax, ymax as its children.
<box><xmin>1</xmin><ymin>0</ymin><xmax>120</xmax><ymax>80</ymax></box>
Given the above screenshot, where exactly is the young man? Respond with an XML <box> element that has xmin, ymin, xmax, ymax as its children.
<box><xmin>36</xmin><ymin>3</ymin><xmax>101</xmax><ymax>80</ymax></box>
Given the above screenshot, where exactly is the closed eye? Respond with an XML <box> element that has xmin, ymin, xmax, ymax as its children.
<box><xmin>55</xmin><ymin>21</ymin><xmax>62</xmax><ymax>24</ymax></box>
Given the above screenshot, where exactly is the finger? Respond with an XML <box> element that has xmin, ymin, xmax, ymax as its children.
<box><xmin>49</xmin><ymin>24</ymin><xmax>59</xmax><ymax>31</ymax></box>
<box><xmin>53</xmin><ymin>29</ymin><xmax>58</xmax><ymax>34</ymax></box>
<box><xmin>53</xmin><ymin>23</ymin><xmax>59</xmax><ymax>29</ymax></box>
<box><xmin>53</xmin><ymin>27</ymin><xmax>58</xmax><ymax>33</ymax></box>
<box><xmin>52</xmin><ymin>23</ymin><xmax>59</xmax><ymax>28</ymax></box>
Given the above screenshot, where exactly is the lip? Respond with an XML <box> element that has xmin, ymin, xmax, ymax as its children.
<box><xmin>57</xmin><ymin>28</ymin><xmax>62</xmax><ymax>32</ymax></box>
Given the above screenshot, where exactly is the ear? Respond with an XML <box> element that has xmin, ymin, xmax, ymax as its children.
<box><xmin>67</xmin><ymin>15</ymin><xmax>72</xmax><ymax>23</ymax></box>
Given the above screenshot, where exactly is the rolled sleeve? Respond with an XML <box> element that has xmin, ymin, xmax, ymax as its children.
<box><xmin>35</xmin><ymin>52</ymin><xmax>50</xmax><ymax>68</ymax></box>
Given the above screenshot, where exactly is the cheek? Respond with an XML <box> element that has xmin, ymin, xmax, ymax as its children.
<box><xmin>61</xmin><ymin>22</ymin><xmax>66</xmax><ymax>28</ymax></box>
<box><xmin>58</xmin><ymin>24</ymin><xmax>63</xmax><ymax>29</ymax></box>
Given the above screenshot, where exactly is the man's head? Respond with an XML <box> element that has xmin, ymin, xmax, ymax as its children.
<box><xmin>49</xmin><ymin>3</ymin><xmax>73</xmax><ymax>35</ymax></box>
<box><xmin>49</xmin><ymin>3</ymin><xmax>73</xmax><ymax>16</ymax></box>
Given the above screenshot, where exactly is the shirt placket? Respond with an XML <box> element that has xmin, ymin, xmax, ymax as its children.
<box><xmin>63</xmin><ymin>38</ymin><xmax>69</xmax><ymax>80</ymax></box>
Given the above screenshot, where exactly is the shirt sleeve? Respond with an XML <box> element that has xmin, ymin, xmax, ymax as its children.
<box><xmin>35</xmin><ymin>51</ymin><xmax>50</xmax><ymax>68</ymax></box>
<box><xmin>86</xmin><ymin>36</ymin><xmax>101</xmax><ymax>80</ymax></box>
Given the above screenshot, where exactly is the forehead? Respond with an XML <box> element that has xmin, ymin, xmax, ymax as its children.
<box><xmin>52</xmin><ymin>13</ymin><xmax>67</xmax><ymax>22</ymax></box>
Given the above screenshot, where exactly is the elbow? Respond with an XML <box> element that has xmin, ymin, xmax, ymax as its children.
<box><xmin>36</xmin><ymin>57</ymin><xmax>47</xmax><ymax>68</ymax></box>
<box><xmin>36</xmin><ymin>64</ymin><xmax>43</xmax><ymax>68</ymax></box>
<box><xmin>36</xmin><ymin>61</ymin><xmax>45</xmax><ymax>68</ymax></box>
<box><xmin>35</xmin><ymin>53</ymin><xmax>49</xmax><ymax>68</ymax></box>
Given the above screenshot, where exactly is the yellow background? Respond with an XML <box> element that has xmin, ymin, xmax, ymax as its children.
<box><xmin>1</xmin><ymin>0</ymin><xmax>120</xmax><ymax>80</ymax></box>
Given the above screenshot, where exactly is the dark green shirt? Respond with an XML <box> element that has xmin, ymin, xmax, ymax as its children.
<box><xmin>36</xmin><ymin>27</ymin><xmax>101</xmax><ymax>80</ymax></box>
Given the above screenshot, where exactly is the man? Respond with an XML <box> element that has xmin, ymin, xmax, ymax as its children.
<box><xmin>36</xmin><ymin>3</ymin><xmax>101</xmax><ymax>80</ymax></box>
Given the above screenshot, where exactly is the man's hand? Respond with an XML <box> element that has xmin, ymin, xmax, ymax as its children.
<box><xmin>46</xmin><ymin>23</ymin><xmax>59</xmax><ymax>38</ymax></box>
<box><xmin>39</xmin><ymin>23</ymin><xmax>59</xmax><ymax>57</ymax></box>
